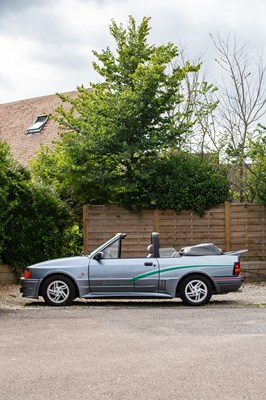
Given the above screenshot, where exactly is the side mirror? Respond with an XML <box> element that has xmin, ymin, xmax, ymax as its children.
<box><xmin>94</xmin><ymin>252</ymin><xmax>103</xmax><ymax>261</ymax></box>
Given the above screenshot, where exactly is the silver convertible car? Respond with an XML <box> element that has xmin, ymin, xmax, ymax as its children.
<box><xmin>20</xmin><ymin>232</ymin><xmax>245</xmax><ymax>306</ymax></box>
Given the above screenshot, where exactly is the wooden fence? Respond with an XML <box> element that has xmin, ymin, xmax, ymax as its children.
<box><xmin>83</xmin><ymin>203</ymin><xmax>266</xmax><ymax>262</ymax></box>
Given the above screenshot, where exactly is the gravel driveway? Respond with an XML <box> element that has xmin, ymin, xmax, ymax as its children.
<box><xmin>0</xmin><ymin>282</ymin><xmax>265</xmax><ymax>309</ymax></box>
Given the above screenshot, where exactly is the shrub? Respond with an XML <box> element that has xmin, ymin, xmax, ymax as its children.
<box><xmin>0</xmin><ymin>141</ymin><xmax>73</xmax><ymax>269</ymax></box>
<box><xmin>152</xmin><ymin>153</ymin><xmax>230</xmax><ymax>215</ymax></box>
<box><xmin>117</xmin><ymin>152</ymin><xmax>230</xmax><ymax>215</ymax></box>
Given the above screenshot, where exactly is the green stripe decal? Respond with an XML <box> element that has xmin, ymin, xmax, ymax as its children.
<box><xmin>128</xmin><ymin>264</ymin><xmax>232</xmax><ymax>283</ymax></box>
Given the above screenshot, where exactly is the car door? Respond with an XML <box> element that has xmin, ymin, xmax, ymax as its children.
<box><xmin>88</xmin><ymin>257</ymin><xmax>160</xmax><ymax>293</ymax></box>
<box><xmin>127</xmin><ymin>258</ymin><xmax>159</xmax><ymax>293</ymax></box>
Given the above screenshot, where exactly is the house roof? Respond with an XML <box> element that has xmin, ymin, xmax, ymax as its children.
<box><xmin>0</xmin><ymin>90</ymin><xmax>77</xmax><ymax>166</ymax></box>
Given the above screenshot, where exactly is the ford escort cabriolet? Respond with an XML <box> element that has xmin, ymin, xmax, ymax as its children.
<box><xmin>20</xmin><ymin>232</ymin><xmax>245</xmax><ymax>306</ymax></box>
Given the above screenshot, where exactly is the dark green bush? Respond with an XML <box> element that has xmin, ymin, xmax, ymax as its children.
<box><xmin>112</xmin><ymin>152</ymin><xmax>230</xmax><ymax>215</ymax></box>
<box><xmin>0</xmin><ymin>141</ymin><xmax>79</xmax><ymax>269</ymax></box>
<box><xmin>151</xmin><ymin>153</ymin><xmax>230</xmax><ymax>215</ymax></box>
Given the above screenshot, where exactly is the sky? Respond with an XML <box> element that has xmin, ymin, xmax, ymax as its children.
<box><xmin>0</xmin><ymin>0</ymin><xmax>266</xmax><ymax>104</ymax></box>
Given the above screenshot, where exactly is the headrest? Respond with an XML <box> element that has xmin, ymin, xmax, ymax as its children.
<box><xmin>147</xmin><ymin>244</ymin><xmax>154</xmax><ymax>253</ymax></box>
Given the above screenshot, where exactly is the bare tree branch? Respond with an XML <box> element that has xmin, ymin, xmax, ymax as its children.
<box><xmin>211</xmin><ymin>32</ymin><xmax>266</xmax><ymax>202</ymax></box>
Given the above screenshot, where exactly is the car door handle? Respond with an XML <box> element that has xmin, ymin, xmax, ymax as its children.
<box><xmin>144</xmin><ymin>262</ymin><xmax>155</xmax><ymax>267</ymax></box>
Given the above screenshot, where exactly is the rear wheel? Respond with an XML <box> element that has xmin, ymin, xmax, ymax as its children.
<box><xmin>42</xmin><ymin>275</ymin><xmax>76</xmax><ymax>306</ymax></box>
<box><xmin>179</xmin><ymin>275</ymin><xmax>212</xmax><ymax>306</ymax></box>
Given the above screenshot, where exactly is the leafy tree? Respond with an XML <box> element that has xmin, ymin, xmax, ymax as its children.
<box><xmin>32</xmin><ymin>17</ymin><xmax>229</xmax><ymax>213</ymax></box>
<box><xmin>34</xmin><ymin>17</ymin><xmax>197</xmax><ymax>196</ymax></box>
<box><xmin>245</xmin><ymin>125</ymin><xmax>266</xmax><ymax>203</ymax></box>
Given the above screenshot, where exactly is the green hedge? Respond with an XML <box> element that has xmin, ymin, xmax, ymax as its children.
<box><xmin>0</xmin><ymin>141</ymin><xmax>81</xmax><ymax>270</ymax></box>
<box><xmin>110</xmin><ymin>153</ymin><xmax>230</xmax><ymax>215</ymax></box>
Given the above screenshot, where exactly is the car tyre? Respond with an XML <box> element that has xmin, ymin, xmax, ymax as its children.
<box><xmin>42</xmin><ymin>275</ymin><xmax>76</xmax><ymax>306</ymax></box>
<box><xmin>179</xmin><ymin>274</ymin><xmax>212</xmax><ymax>306</ymax></box>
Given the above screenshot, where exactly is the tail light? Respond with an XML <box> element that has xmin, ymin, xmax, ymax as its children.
<box><xmin>23</xmin><ymin>269</ymin><xmax>32</xmax><ymax>279</ymax></box>
<box><xmin>233</xmin><ymin>261</ymin><xmax>241</xmax><ymax>276</ymax></box>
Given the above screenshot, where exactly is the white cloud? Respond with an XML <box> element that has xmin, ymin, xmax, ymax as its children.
<box><xmin>0</xmin><ymin>0</ymin><xmax>265</xmax><ymax>103</ymax></box>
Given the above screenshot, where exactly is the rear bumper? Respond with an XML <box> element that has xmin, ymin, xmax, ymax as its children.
<box><xmin>20</xmin><ymin>277</ymin><xmax>40</xmax><ymax>299</ymax></box>
<box><xmin>213</xmin><ymin>276</ymin><xmax>243</xmax><ymax>294</ymax></box>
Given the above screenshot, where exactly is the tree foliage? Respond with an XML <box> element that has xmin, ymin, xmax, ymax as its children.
<box><xmin>0</xmin><ymin>141</ymin><xmax>80</xmax><ymax>269</ymax></box>
<box><xmin>130</xmin><ymin>152</ymin><xmax>230</xmax><ymax>215</ymax></box>
<box><xmin>32</xmin><ymin>16</ymin><xmax>229</xmax><ymax>213</ymax></box>
<box><xmin>245</xmin><ymin>125</ymin><xmax>266</xmax><ymax>203</ymax></box>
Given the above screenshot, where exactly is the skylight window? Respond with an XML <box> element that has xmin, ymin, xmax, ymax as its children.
<box><xmin>27</xmin><ymin>115</ymin><xmax>49</xmax><ymax>134</ymax></box>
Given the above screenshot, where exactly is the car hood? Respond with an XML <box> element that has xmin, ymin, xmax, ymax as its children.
<box><xmin>29</xmin><ymin>256</ymin><xmax>89</xmax><ymax>269</ymax></box>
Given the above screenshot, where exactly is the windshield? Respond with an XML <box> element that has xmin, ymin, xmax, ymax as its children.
<box><xmin>89</xmin><ymin>233</ymin><xmax>123</xmax><ymax>257</ymax></box>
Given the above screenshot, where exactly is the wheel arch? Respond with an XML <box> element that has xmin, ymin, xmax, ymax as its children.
<box><xmin>176</xmin><ymin>272</ymin><xmax>216</xmax><ymax>296</ymax></box>
<box><xmin>39</xmin><ymin>273</ymin><xmax>80</xmax><ymax>298</ymax></box>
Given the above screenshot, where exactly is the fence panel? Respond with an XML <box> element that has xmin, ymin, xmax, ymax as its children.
<box><xmin>83</xmin><ymin>203</ymin><xmax>266</xmax><ymax>263</ymax></box>
<box><xmin>157</xmin><ymin>206</ymin><xmax>227</xmax><ymax>251</ymax></box>
<box><xmin>83</xmin><ymin>205</ymin><xmax>155</xmax><ymax>257</ymax></box>
<box><xmin>230</xmin><ymin>204</ymin><xmax>266</xmax><ymax>261</ymax></box>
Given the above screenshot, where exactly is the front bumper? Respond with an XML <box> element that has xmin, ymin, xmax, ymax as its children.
<box><xmin>20</xmin><ymin>277</ymin><xmax>41</xmax><ymax>299</ymax></box>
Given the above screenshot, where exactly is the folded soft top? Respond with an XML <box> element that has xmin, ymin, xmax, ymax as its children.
<box><xmin>179</xmin><ymin>243</ymin><xmax>223</xmax><ymax>256</ymax></box>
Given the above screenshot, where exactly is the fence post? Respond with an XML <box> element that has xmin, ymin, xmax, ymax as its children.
<box><xmin>225</xmin><ymin>202</ymin><xmax>231</xmax><ymax>252</ymax></box>
<box><xmin>83</xmin><ymin>204</ymin><xmax>89</xmax><ymax>253</ymax></box>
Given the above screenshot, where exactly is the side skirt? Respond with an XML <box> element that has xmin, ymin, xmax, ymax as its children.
<box><xmin>82</xmin><ymin>292</ymin><xmax>173</xmax><ymax>299</ymax></box>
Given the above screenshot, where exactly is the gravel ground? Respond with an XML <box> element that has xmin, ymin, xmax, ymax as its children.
<box><xmin>0</xmin><ymin>282</ymin><xmax>265</xmax><ymax>309</ymax></box>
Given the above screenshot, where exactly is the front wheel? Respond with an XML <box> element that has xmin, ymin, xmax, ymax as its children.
<box><xmin>179</xmin><ymin>275</ymin><xmax>212</xmax><ymax>306</ymax></box>
<box><xmin>42</xmin><ymin>275</ymin><xmax>76</xmax><ymax>306</ymax></box>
